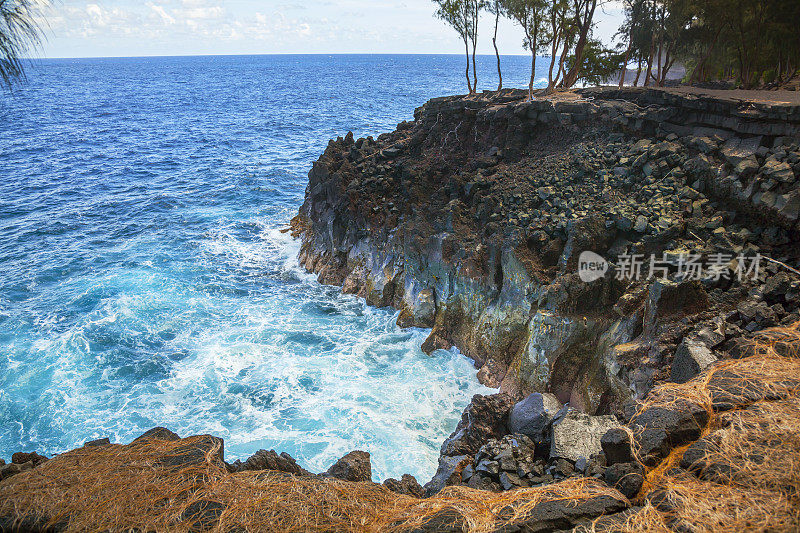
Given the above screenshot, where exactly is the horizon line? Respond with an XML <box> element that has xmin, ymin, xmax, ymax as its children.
<box><xmin>31</xmin><ymin>52</ymin><xmax>535</xmax><ymax>61</ymax></box>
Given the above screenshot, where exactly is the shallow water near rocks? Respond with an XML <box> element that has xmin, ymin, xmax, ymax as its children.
<box><xmin>0</xmin><ymin>55</ymin><xmax>547</xmax><ymax>481</ymax></box>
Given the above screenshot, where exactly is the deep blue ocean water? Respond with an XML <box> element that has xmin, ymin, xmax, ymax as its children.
<box><xmin>0</xmin><ymin>54</ymin><xmax>542</xmax><ymax>481</ymax></box>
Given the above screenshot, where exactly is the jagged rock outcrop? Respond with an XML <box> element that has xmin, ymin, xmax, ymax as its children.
<box><xmin>324</xmin><ymin>450</ymin><xmax>372</xmax><ymax>482</ymax></box>
<box><xmin>229</xmin><ymin>449</ymin><xmax>311</xmax><ymax>476</ymax></box>
<box><xmin>291</xmin><ymin>87</ymin><xmax>800</xmax><ymax>505</ymax></box>
<box><xmin>293</xmin><ymin>87</ymin><xmax>800</xmax><ymax>417</ymax></box>
<box><xmin>549</xmin><ymin>408</ymin><xmax>621</xmax><ymax>462</ymax></box>
<box><xmin>2</xmin><ymin>88</ymin><xmax>800</xmax><ymax>533</ymax></box>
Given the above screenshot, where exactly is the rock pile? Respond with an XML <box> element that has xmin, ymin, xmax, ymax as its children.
<box><xmin>429</xmin><ymin>393</ymin><xmax>622</xmax><ymax>495</ymax></box>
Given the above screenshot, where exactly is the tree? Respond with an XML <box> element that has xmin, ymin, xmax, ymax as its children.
<box><xmin>0</xmin><ymin>0</ymin><xmax>46</xmax><ymax>90</ymax></box>
<box><xmin>615</xmin><ymin>0</ymin><xmax>648</xmax><ymax>87</ymax></box>
<box><xmin>559</xmin><ymin>0</ymin><xmax>598</xmax><ymax>88</ymax></box>
<box><xmin>433</xmin><ymin>0</ymin><xmax>481</xmax><ymax>94</ymax></box>
<box><xmin>485</xmin><ymin>0</ymin><xmax>504</xmax><ymax>90</ymax></box>
<box><xmin>501</xmin><ymin>0</ymin><xmax>549</xmax><ymax>99</ymax></box>
<box><xmin>468</xmin><ymin>0</ymin><xmax>480</xmax><ymax>92</ymax></box>
<box><xmin>543</xmin><ymin>0</ymin><xmax>572</xmax><ymax>91</ymax></box>
<box><xmin>614</xmin><ymin>0</ymin><xmax>800</xmax><ymax>89</ymax></box>
<box><xmin>567</xmin><ymin>38</ymin><xmax>623</xmax><ymax>85</ymax></box>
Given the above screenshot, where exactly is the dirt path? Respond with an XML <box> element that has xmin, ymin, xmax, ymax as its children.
<box><xmin>661</xmin><ymin>86</ymin><xmax>800</xmax><ymax>106</ymax></box>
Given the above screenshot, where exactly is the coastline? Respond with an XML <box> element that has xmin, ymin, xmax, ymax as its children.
<box><xmin>2</xmin><ymin>86</ymin><xmax>800</xmax><ymax>531</ymax></box>
<box><xmin>290</xmin><ymin>85</ymin><xmax>800</xmax><ymax>494</ymax></box>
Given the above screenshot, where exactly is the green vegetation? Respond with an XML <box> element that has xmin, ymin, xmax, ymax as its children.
<box><xmin>616</xmin><ymin>0</ymin><xmax>800</xmax><ymax>89</ymax></box>
<box><xmin>0</xmin><ymin>0</ymin><xmax>46</xmax><ymax>90</ymax></box>
<box><xmin>433</xmin><ymin>0</ymin><xmax>800</xmax><ymax>95</ymax></box>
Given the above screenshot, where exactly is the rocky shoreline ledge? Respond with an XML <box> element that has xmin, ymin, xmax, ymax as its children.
<box><xmin>2</xmin><ymin>88</ymin><xmax>800</xmax><ymax>531</ymax></box>
<box><xmin>292</xmin><ymin>87</ymin><xmax>800</xmax><ymax>404</ymax></box>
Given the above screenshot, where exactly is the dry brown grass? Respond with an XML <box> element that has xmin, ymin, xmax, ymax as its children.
<box><xmin>587</xmin><ymin>324</ymin><xmax>800</xmax><ymax>533</ymax></box>
<box><xmin>0</xmin><ymin>439</ymin><xmax>625</xmax><ymax>533</ymax></box>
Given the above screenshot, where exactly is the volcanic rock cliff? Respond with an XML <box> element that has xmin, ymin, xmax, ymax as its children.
<box><xmin>292</xmin><ymin>87</ymin><xmax>800</xmax><ymax>415</ymax></box>
<box><xmin>3</xmin><ymin>88</ymin><xmax>800</xmax><ymax>533</ymax></box>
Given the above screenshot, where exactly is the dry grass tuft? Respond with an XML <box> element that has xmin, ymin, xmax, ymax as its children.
<box><xmin>591</xmin><ymin>324</ymin><xmax>800</xmax><ymax>532</ymax></box>
<box><xmin>0</xmin><ymin>438</ymin><xmax>624</xmax><ymax>533</ymax></box>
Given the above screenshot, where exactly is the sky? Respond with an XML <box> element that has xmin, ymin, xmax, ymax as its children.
<box><xmin>38</xmin><ymin>0</ymin><xmax>625</xmax><ymax>59</ymax></box>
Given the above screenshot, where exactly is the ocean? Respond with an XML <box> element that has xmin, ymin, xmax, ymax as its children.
<box><xmin>0</xmin><ymin>54</ymin><xmax>543</xmax><ymax>481</ymax></box>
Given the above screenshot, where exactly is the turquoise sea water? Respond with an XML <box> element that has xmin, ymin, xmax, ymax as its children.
<box><xmin>0</xmin><ymin>54</ymin><xmax>542</xmax><ymax>481</ymax></box>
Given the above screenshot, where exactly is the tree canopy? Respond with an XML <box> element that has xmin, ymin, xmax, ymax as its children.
<box><xmin>432</xmin><ymin>0</ymin><xmax>800</xmax><ymax>92</ymax></box>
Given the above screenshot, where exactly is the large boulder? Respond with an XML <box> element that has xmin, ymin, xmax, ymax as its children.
<box><xmin>439</xmin><ymin>393</ymin><xmax>516</xmax><ymax>457</ymax></box>
<box><xmin>629</xmin><ymin>400</ymin><xmax>709</xmax><ymax>466</ymax></box>
<box><xmin>601</xmin><ymin>428</ymin><xmax>635</xmax><ymax>466</ymax></box>
<box><xmin>604</xmin><ymin>462</ymin><xmax>645</xmax><ymax>499</ymax></box>
<box><xmin>508</xmin><ymin>393</ymin><xmax>563</xmax><ymax>444</ymax></box>
<box><xmin>159</xmin><ymin>435</ymin><xmax>226</xmax><ymax>469</ymax></box>
<box><xmin>720</xmin><ymin>136</ymin><xmax>761</xmax><ymax>166</ymax></box>
<box><xmin>761</xmin><ymin>159</ymin><xmax>795</xmax><ymax>183</ymax></box>
<box><xmin>11</xmin><ymin>452</ymin><xmax>48</xmax><ymax>467</ymax></box>
<box><xmin>763</xmin><ymin>272</ymin><xmax>794</xmax><ymax>304</ymax></box>
<box><xmin>671</xmin><ymin>339</ymin><xmax>718</xmax><ymax>384</ymax></box>
<box><xmin>229</xmin><ymin>449</ymin><xmax>310</xmax><ymax>476</ymax></box>
<box><xmin>496</xmin><ymin>492</ymin><xmax>629</xmax><ymax>532</ymax></box>
<box><xmin>132</xmin><ymin>427</ymin><xmax>181</xmax><ymax>444</ymax></box>
<box><xmin>549</xmin><ymin>409</ymin><xmax>622</xmax><ymax>462</ymax></box>
<box><xmin>325</xmin><ymin>450</ymin><xmax>372</xmax><ymax>482</ymax></box>
<box><xmin>383</xmin><ymin>474</ymin><xmax>424</xmax><ymax>497</ymax></box>
<box><xmin>424</xmin><ymin>455</ymin><xmax>471</xmax><ymax>496</ymax></box>
<box><xmin>777</xmin><ymin>190</ymin><xmax>800</xmax><ymax>222</ymax></box>
<box><xmin>645</xmin><ymin>280</ymin><xmax>710</xmax><ymax>330</ymax></box>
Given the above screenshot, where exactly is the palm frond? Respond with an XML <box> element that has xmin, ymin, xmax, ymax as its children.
<box><xmin>0</xmin><ymin>0</ymin><xmax>48</xmax><ymax>90</ymax></box>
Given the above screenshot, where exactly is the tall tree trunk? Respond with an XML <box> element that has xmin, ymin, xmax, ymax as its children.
<box><xmin>661</xmin><ymin>56</ymin><xmax>676</xmax><ymax>85</ymax></box>
<box><xmin>555</xmin><ymin>37</ymin><xmax>570</xmax><ymax>87</ymax></box>
<box><xmin>471</xmin><ymin>1</ymin><xmax>478</xmax><ymax>93</ymax></box>
<box><xmin>525</xmin><ymin>18</ymin><xmax>539</xmax><ymax>100</ymax></box>
<box><xmin>659</xmin><ymin>44</ymin><xmax>673</xmax><ymax>86</ymax></box>
<box><xmin>493</xmin><ymin>5</ymin><xmax>502</xmax><ymax>91</ymax></box>
<box><xmin>655</xmin><ymin>5</ymin><xmax>665</xmax><ymax>87</ymax></box>
<box><xmin>546</xmin><ymin>8</ymin><xmax>560</xmax><ymax>92</ymax></box>
<box><xmin>634</xmin><ymin>58</ymin><xmax>642</xmax><ymax>86</ymax></box>
<box><xmin>656</xmin><ymin>39</ymin><xmax>663</xmax><ymax>86</ymax></box>
<box><xmin>619</xmin><ymin>41</ymin><xmax>632</xmax><ymax>88</ymax></box>
<box><xmin>464</xmin><ymin>39</ymin><xmax>473</xmax><ymax>94</ymax></box>
<box><xmin>689</xmin><ymin>26</ymin><xmax>722</xmax><ymax>84</ymax></box>
<box><xmin>472</xmin><ymin>41</ymin><xmax>478</xmax><ymax>93</ymax></box>
<box><xmin>547</xmin><ymin>30</ymin><xmax>561</xmax><ymax>92</ymax></box>
<box><xmin>644</xmin><ymin>38</ymin><xmax>656</xmax><ymax>87</ymax></box>
<box><xmin>548</xmin><ymin>52</ymin><xmax>559</xmax><ymax>91</ymax></box>
<box><xmin>561</xmin><ymin>0</ymin><xmax>598</xmax><ymax>88</ymax></box>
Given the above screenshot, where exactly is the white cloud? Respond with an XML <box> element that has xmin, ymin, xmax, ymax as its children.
<box><xmin>148</xmin><ymin>4</ymin><xmax>176</xmax><ymax>25</ymax></box>
<box><xmin>40</xmin><ymin>0</ymin><xmax>624</xmax><ymax>58</ymax></box>
<box><xmin>175</xmin><ymin>6</ymin><xmax>224</xmax><ymax>20</ymax></box>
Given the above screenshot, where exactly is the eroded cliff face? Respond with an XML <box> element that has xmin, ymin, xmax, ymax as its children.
<box><xmin>292</xmin><ymin>87</ymin><xmax>800</xmax><ymax>415</ymax></box>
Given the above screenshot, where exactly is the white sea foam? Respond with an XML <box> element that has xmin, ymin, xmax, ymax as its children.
<box><xmin>0</xmin><ymin>55</ymin><xmax>539</xmax><ymax>482</ymax></box>
<box><xmin>1</xmin><ymin>221</ymin><xmax>492</xmax><ymax>481</ymax></box>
